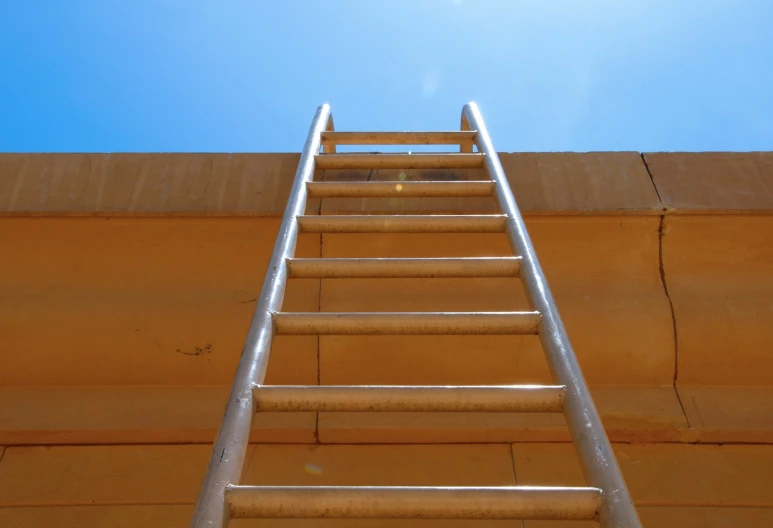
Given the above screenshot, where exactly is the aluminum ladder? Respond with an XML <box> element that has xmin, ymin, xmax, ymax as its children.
<box><xmin>190</xmin><ymin>103</ymin><xmax>642</xmax><ymax>527</ymax></box>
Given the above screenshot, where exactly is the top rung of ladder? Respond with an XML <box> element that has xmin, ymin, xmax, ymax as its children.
<box><xmin>321</xmin><ymin>131</ymin><xmax>477</xmax><ymax>147</ymax></box>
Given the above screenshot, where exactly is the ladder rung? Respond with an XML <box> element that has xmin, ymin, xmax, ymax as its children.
<box><xmin>287</xmin><ymin>257</ymin><xmax>521</xmax><ymax>278</ymax></box>
<box><xmin>253</xmin><ymin>385</ymin><xmax>566</xmax><ymax>413</ymax></box>
<box><xmin>297</xmin><ymin>214</ymin><xmax>507</xmax><ymax>233</ymax></box>
<box><xmin>226</xmin><ymin>485</ymin><xmax>602</xmax><ymax>520</ymax></box>
<box><xmin>321</xmin><ymin>131</ymin><xmax>477</xmax><ymax>146</ymax></box>
<box><xmin>306</xmin><ymin>180</ymin><xmax>494</xmax><ymax>198</ymax></box>
<box><xmin>273</xmin><ymin>312</ymin><xmax>541</xmax><ymax>335</ymax></box>
<box><xmin>315</xmin><ymin>153</ymin><xmax>485</xmax><ymax>169</ymax></box>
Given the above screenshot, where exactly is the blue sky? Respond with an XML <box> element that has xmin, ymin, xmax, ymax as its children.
<box><xmin>1</xmin><ymin>1</ymin><xmax>771</xmax><ymax>152</ymax></box>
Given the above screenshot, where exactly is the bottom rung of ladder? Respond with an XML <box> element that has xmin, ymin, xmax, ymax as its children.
<box><xmin>226</xmin><ymin>485</ymin><xmax>602</xmax><ymax>520</ymax></box>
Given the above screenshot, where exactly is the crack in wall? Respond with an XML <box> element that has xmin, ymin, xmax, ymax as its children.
<box><xmin>641</xmin><ymin>153</ymin><xmax>690</xmax><ymax>428</ymax></box>
<box><xmin>508</xmin><ymin>446</ymin><xmax>527</xmax><ymax>528</ymax></box>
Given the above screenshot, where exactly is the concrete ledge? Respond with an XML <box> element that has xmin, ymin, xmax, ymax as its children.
<box><xmin>0</xmin><ymin>152</ymin><xmax>662</xmax><ymax>216</ymax></box>
<box><xmin>4</xmin><ymin>152</ymin><xmax>772</xmax><ymax>216</ymax></box>
<box><xmin>645</xmin><ymin>152</ymin><xmax>773</xmax><ymax>214</ymax></box>
<box><xmin>0</xmin><ymin>153</ymin><xmax>303</xmax><ymax>217</ymax></box>
<box><xmin>3</xmin><ymin>152</ymin><xmax>772</xmax><ymax>216</ymax></box>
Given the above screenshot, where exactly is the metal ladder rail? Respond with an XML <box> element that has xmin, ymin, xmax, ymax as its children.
<box><xmin>190</xmin><ymin>104</ymin><xmax>333</xmax><ymax>528</ymax></box>
<box><xmin>462</xmin><ymin>102</ymin><xmax>641</xmax><ymax>527</ymax></box>
<box><xmin>190</xmin><ymin>103</ymin><xmax>642</xmax><ymax>527</ymax></box>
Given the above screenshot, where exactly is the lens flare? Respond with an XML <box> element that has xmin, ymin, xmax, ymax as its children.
<box><xmin>304</xmin><ymin>463</ymin><xmax>323</xmax><ymax>475</ymax></box>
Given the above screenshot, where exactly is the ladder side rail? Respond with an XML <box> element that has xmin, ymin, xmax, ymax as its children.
<box><xmin>190</xmin><ymin>103</ymin><xmax>333</xmax><ymax>528</ymax></box>
<box><xmin>460</xmin><ymin>112</ymin><xmax>474</xmax><ymax>153</ymax></box>
<box><xmin>322</xmin><ymin>112</ymin><xmax>336</xmax><ymax>153</ymax></box>
<box><xmin>461</xmin><ymin>103</ymin><xmax>641</xmax><ymax>528</ymax></box>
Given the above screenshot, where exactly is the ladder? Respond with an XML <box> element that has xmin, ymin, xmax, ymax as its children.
<box><xmin>190</xmin><ymin>103</ymin><xmax>642</xmax><ymax>527</ymax></box>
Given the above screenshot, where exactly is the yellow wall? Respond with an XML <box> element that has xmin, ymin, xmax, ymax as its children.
<box><xmin>1</xmin><ymin>152</ymin><xmax>771</xmax><ymax>526</ymax></box>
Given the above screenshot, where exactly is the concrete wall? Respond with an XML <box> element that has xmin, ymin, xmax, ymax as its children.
<box><xmin>0</xmin><ymin>152</ymin><xmax>771</xmax><ymax>526</ymax></box>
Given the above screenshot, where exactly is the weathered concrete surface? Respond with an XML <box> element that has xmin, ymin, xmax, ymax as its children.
<box><xmin>0</xmin><ymin>154</ymin><xmax>303</xmax><ymax>216</ymax></box>
<box><xmin>1</xmin><ymin>151</ymin><xmax>772</xmax><ymax>526</ymax></box>
<box><xmin>0</xmin><ymin>218</ymin><xmax>320</xmax><ymax>386</ymax></box>
<box><xmin>662</xmin><ymin>216</ymin><xmax>773</xmax><ymax>386</ymax></box>
<box><xmin>1</xmin><ymin>152</ymin><xmax>772</xmax><ymax>445</ymax></box>
<box><xmin>0</xmin><ymin>386</ymin><xmax>314</xmax><ymax>445</ymax></box>
<box><xmin>641</xmin><ymin>152</ymin><xmax>773</xmax><ymax>446</ymax></box>
<box><xmin>501</xmin><ymin>152</ymin><xmax>661</xmax><ymax>214</ymax></box>
<box><xmin>645</xmin><ymin>152</ymin><xmax>773</xmax><ymax>213</ymax></box>
<box><xmin>660</xmin><ymin>215</ymin><xmax>773</xmax><ymax>444</ymax></box>
<box><xmin>1</xmin><ymin>151</ymin><xmax>767</xmax><ymax>215</ymax></box>
<box><xmin>0</xmin><ymin>153</ymin><xmax>660</xmax><ymax>216</ymax></box>
<box><xmin>0</xmin><ymin>214</ymin><xmax>680</xmax><ymax>444</ymax></box>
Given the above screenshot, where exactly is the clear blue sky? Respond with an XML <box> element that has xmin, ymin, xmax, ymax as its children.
<box><xmin>1</xmin><ymin>1</ymin><xmax>771</xmax><ymax>152</ymax></box>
